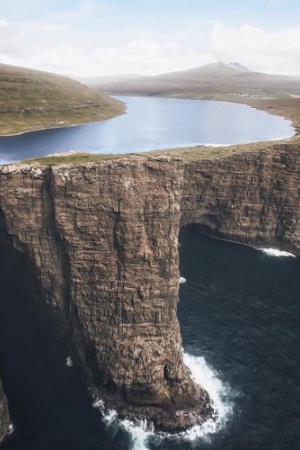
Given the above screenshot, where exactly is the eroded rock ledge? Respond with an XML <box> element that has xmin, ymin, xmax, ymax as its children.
<box><xmin>0</xmin><ymin>144</ymin><xmax>300</xmax><ymax>433</ymax></box>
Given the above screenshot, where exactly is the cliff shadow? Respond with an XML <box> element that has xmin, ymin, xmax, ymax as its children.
<box><xmin>0</xmin><ymin>211</ymin><xmax>117</xmax><ymax>450</ymax></box>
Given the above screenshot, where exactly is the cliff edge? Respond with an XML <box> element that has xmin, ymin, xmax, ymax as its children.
<box><xmin>0</xmin><ymin>144</ymin><xmax>299</xmax><ymax>432</ymax></box>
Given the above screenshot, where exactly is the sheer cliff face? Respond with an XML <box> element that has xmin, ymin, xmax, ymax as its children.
<box><xmin>0</xmin><ymin>378</ymin><xmax>9</xmax><ymax>443</ymax></box>
<box><xmin>0</xmin><ymin>145</ymin><xmax>300</xmax><ymax>433</ymax></box>
<box><xmin>182</xmin><ymin>144</ymin><xmax>300</xmax><ymax>255</ymax></box>
<box><xmin>0</xmin><ymin>157</ymin><xmax>208</xmax><ymax>431</ymax></box>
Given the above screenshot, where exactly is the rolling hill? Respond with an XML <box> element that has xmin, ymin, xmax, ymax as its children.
<box><xmin>86</xmin><ymin>62</ymin><xmax>300</xmax><ymax>101</ymax></box>
<box><xmin>0</xmin><ymin>63</ymin><xmax>125</xmax><ymax>135</ymax></box>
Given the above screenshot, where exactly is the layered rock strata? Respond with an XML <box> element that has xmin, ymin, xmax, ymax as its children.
<box><xmin>0</xmin><ymin>378</ymin><xmax>9</xmax><ymax>444</ymax></box>
<box><xmin>0</xmin><ymin>157</ymin><xmax>210</xmax><ymax>432</ymax></box>
<box><xmin>0</xmin><ymin>144</ymin><xmax>300</xmax><ymax>433</ymax></box>
<box><xmin>182</xmin><ymin>144</ymin><xmax>300</xmax><ymax>254</ymax></box>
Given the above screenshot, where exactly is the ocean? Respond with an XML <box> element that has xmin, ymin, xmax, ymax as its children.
<box><xmin>1</xmin><ymin>226</ymin><xmax>299</xmax><ymax>450</ymax></box>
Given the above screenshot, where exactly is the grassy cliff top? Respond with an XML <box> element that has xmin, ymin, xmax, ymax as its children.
<box><xmin>0</xmin><ymin>63</ymin><xmax>125</xmax><ymax>135</ymax></box>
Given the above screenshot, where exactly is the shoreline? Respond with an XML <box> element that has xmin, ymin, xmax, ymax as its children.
<box><xmin>0</xmin><ymin>106</ymin><xmax>127</xmax><ymax>138</ymax></box>
<box><xmin>1</xmin><ymin>96</ymin><xmax>298</xmax><ymax>166</ymax></box>
<box><xmin>0</xmin><ymin>96</ymin><xmax>296</xmax><ymax>141</ymax></box>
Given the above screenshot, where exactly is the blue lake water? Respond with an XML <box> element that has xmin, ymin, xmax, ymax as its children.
<box><xmin>0</xmin><ymin>96</ymin><xmax>294</xmax><ymax>164</ymax></box>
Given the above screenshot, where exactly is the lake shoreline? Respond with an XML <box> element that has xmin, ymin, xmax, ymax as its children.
<box><xmin>0</xmin><ymin>96</ymin><xmax>296</xmax><ymax>165</ymax></box>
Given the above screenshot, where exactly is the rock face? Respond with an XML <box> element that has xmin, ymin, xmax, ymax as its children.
<box><xmin>0</xmin><ymin>144</ymin><xmax>300</xmax><ymax>433</ymax></box>
<box><xmin>182</xmin><ymin>144</ymin><xmax>300</xmax><ymax>254</ymax></box>
<box><xmin>0</xmin><ymin>377</ymin><xmax>9</xmax><ymax>444</ymax></box>
<box><xmin>0</xmin><ymin>157</ymin><xmax>210</xmax><ymax>432</ymax></box>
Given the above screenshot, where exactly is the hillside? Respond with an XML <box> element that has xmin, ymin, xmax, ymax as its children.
<box><xmin>0</xmin><ymin>63</ymin><xmax>125</xmax><ymax>135</ymax></box>
<box><xmin>88</xmin><ymin>62</ymin><xmax>300</xmax><ymax>101</ymax></box>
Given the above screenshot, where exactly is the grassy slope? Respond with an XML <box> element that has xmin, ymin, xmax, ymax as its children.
<box><xmin>0</xmin><ymin>63</ymin><xmax>125</xmax><ymax>135</ymax></box>
<box><xmin>79</xmin><ymin>62</ymin><xmax>300</xmax><ymax>161</ymax></box>
<box><xmin>88</xmin><ymin>62</ymin><xmax>300</xmax><ymax>101</ymax></box>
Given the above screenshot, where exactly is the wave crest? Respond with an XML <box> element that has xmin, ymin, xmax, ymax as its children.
<box><xmin>259</xmin><ymin>248</ymin><xmax>296</xmax><ymax>258</ymax></box>
<box><xmin>92</xmin><ymin>351</ymin><xmax>233</xmax><ymax>449</ymax></box>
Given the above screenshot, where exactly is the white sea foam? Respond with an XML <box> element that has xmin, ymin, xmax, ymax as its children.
<box><xmin>8</xmin><ymin>423</ymin><xmax>14</xmax><ymax>435</ymax></box>
<box><xmin>92</xmin><ymin>397</ymin><xmax>118</xmax><ymax>425</ymax></box>
<box><xmin>180</xmin><ymin>351</ymin><xmax>233</xmax><ymax>441</ymax></box>
<box><xmin>92</xmin><ymin>398</ymin><xmax>105</xmax><ymax>409</ymax></box>
<box><xmin>120</xmin><ymin>419</ymin><xmax>154</xmax><ymax>450</ymax></box>
<box><xmin>91</xmin><ymin>351</ymin><xmax>233</xmax><ymax>449</ymax></box>
<box><xmin>259</xmin><ymin>247</ymin><xmax>296</xmax><ymax>258</ymax></box>
<box><xmin>92</xmin><ymin>396</ymin><xmax>153</xmax><ymax>450</ymax></box>
<box><xmin>179</xmin><ymin>276</ymin><xmax>186</xmax><ymax>284</ymax></box>
<box><xmin>65</xmin><ymin>356</ymin><xmax>73</xmax><ymax>367</ymax></box>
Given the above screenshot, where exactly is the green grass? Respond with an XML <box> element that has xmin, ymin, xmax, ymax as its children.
<box><xmin>21</xmin><ymin>152</ymin><xmax>124</xmax><ymax>166</ymax></box>
<box><xmin>5</xmin><ymin>62</ymin><xmax>300</xmax><ymax>165</ymax></box>
<box><xmin>0</xmin><ymin>63</ymin><xmax>125</xmax><ymax>135</ymax></box>
<box><xmin>21</xmin><ymin>138</ymin><xmax>295</xmax><ymax>166</ymax></box>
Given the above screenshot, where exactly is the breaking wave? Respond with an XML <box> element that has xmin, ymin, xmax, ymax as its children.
<box><xmin>65</xmin><ymin>356</ymin><xmax>73</xmax><ymax>367</ymax></box>
<box><xmin>92</xmin><ymin>398</ymin><xmax>154</xmax><ymax>450</ymax></box>
<box><xmin>179</xmin><ymin>276</ymin><xmax>187</xmax><ymax>284</ymax></box>
<box><xmin>180</xmin><ymin>351</ymin><xmax>233</xmax><ymax>441</ymax></box>
<box><xmin>259</xmin><ymin>248</ymin><xmax>296</xmax><ymax>258</ymax></box>
<box><xmin>8</xmin><ymin>423</ymin><xmax>14</xmax><ymax>435</ymax></box>
<box><xmin>92</xmin><ymin>351</ymin><xmax>233</xmax><ymax>449</ymax></box>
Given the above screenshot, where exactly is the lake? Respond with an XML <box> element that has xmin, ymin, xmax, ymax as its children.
<box><xmin>0</xmin><ymin>96</ymin><xmax>295</xmax><ymax>164</ymax></box>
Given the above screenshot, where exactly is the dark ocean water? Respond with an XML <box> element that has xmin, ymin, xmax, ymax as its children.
<box><xmin>0</xmin><ymin>96</ymin><xmax>294</xmax><ymax>164</ymax></box>
<box><xmin>177</xmin><ymin>227</ymin><xmax>300</xmax><ymax>450</ymax></box>
<box><xmin>1</xmin><ymin>227</ymin><xmax>300</xmax><ymax>449</ymax></box>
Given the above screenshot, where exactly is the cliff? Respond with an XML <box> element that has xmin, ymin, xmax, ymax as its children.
<box><xmin>0</xmin><ymin>144</ymin><xmax>299</xmax><ymax>434</ymax></box>
<box><xmin>0</xmin><ymin>378</ymin><xmax>9</xmax><ymax>443</ymax></box>
<box><xmin>181</xmin><ymin>143</ymin><xmax>300</xmax><ymax>253</ymax></box>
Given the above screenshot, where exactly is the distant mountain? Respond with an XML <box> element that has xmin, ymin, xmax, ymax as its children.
<box><xmin>76</xmin><ymin>73</ymin><xmax>149</xmax><ymax>87</ymax></box>
<box><xmin>0</xmin><ymin>63</ymin><xmax>124</xmax><ymax>135</ymax></box>
<box><xmin>84</xmin><ymin>62</ymin><xmax>300</xmax><ymax>101</ymax></box>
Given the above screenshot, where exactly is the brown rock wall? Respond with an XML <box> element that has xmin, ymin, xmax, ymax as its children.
<box><xmin>0</xmin><ymin>144</ymin><xmax>300</xmax><ymax>433</ymax></box>
<box><xmin>0</xmin><ymin>157</ymin><xmax>209</xmax><ymax>431</ymax></box>
<box><xmin>0</xmin><ymin>377</ymin><xmax>9</xmax><ymax>444</ymax></box>
<box><xmin>182</xmin><ymin>144</ymin><xmax>300</xmax><ymax>254</ymax></box>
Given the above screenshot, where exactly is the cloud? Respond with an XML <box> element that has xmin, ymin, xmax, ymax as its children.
<box><xmin>0</xmin><ymin>19</ymin><xmax>38</xmax><ymax>59</ymax></box>
<box><xmin>2</xmin><ymin>9</ymin><xmax>300</xmax><ymax>78</ymax></box>
<box><xmin>91</xmin><ymin>39</ymin><xmax>214</xmax><ymax>76</ymax></box>
<box><xmin>210</xmin><ymin>23</ymin><xmax>300</xmax><ymax>75</ymax></box>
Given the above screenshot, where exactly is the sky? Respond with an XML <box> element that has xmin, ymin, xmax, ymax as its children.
<box><xmin>1</xmin><ymin>0</ymin><xmax>300</xmax><ymax>78</ymax></box>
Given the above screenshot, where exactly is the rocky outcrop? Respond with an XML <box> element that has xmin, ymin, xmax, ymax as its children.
<box><xmin>0</xmin><ymin>157</ymin><xmax>211</xmax><ymax>432</ymax></box>
<box><xmin>182</xmin><ymin>143</ymin><xmax>300</xmax><ymax>254</ymax></box>
<box><xmin>0</xmin><ymin>378</ymin><xmax>9</xmax><ymax>444</ymax></box>
<box><xmin>0</xmin><ymin>144</ymin><xmax>299</xmax><ymax>433</ymax></box>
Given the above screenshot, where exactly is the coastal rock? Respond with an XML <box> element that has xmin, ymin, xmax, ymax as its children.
<box><xmin>182</xmin><ymin>144</ymin><xmax>300</xmax><ymax>254</ymax></box>
<box><xmin>0</xmin><ymin>144</ymin><xmax>300</xmax><ymax>432</ymax></box>
<box><xmin>0</xmin><ymin>378</ymin><xmax>9</xmax><ymax>444</ymax></box>
<box><xmin>0</xmin><ymin>157</ymin><xmax>210</xmax><ymax>431</ymax></box>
